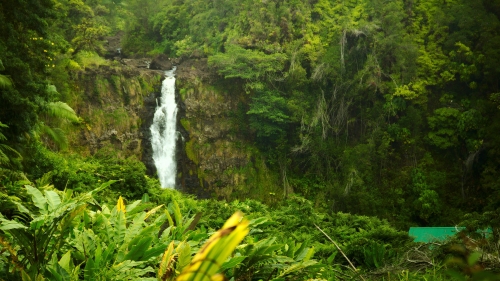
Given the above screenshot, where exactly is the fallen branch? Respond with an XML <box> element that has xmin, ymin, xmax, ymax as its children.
<box><xmin>314</xmin><ymin>223</ymin><xmax>366</xmax><ymax>281</ymax></box>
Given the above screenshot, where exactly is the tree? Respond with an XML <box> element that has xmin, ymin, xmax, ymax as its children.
<box><xmin>72</xmin><ymin>18</ymin><xmax>110</xmax><ymax>54</ymax></box>
<box><xmin>209</xmin><ymin>44</ymin><xmax>287</xmax><ymax>81</ymax></box>
<box><xmin>0</xmin><ymin>0</ymin><xmax>56</xmax><ymax>139</ymax></box>
<box><xmin>247</xmin><ymin>90</ymin><xmax>290</xmax><ymax>139</ymax></box>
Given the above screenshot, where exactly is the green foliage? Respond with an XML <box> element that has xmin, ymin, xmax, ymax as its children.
<box><xmin>0</xmin><ymin>122</ymin><xmax>22</xmax><ymax>170</ymax></box>
<box><xmin>66</xmin><ymin>198</ymin><xmax>168</xmax><ymax>281</ymax></box>
<box><xmin>427</xmin><ymin>107</ymin><xmax>461</xmax><ymax>149</ymax></box>
<box><xmin>0</xmin><ymin>60</ymin><xmax>12</xmax><ymax>89</ymax></box>
<box><xmin>74</xmin><ymin>51</ymin><xmax>109</xmax><ymax>68</ymax></box>
<box><xmin>361</xmin><ymin>241</ymin><xmax>393</xmax><ymax>269</ymax></box>
<box><xmin>24</xmin><ymin>145</ymin><xmax>156</xmax><ymax>201</ymax></box>
<box><xmin>0</xmin><ymin>0</ymin><xmax>59</xmax><ymax>139</ymax></box>
<box><xmin>3</xmin><ymin>0</ymin><xmax>500</xmax><ymax>279</ymax></box>
<box><xmin>209</xmin><ymin>45</ymin><xmax>287</xmax><ymax>81</ymax></box>
<box><xmin>0</xmin><ymin>181</ymin><xmax>114</xmax><ymax>279</ymax></box>
<box><xmin>46</xmin><ymin>101</ymin><xmax>80</xmax><ymax>123</ymax></box>
<box><xmin>410</xmin><ymin>168</ymin><xmax>441</xmax><ymax>222</ymax></box>
<box><xmin>72</xmin><ymin>18</ymin><xmax>110</xmax><ymax>54</ymax></box>
<box><xmin>247</xmin><ymin>90</ymin><xmax>290</xmax><ymax>139</ymax></box>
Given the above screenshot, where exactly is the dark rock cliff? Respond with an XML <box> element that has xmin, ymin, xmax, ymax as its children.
<box><xmin>67</xmin><ymin>56</ymin><xmax>278</xmax><ymax>201</ymax></box>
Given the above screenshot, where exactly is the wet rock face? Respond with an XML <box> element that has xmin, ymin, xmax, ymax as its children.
<box><xmin>67</xmin><ymin>64</ymin><xmax>162</xmax><ymax>160</ymax></box>
<box><xmin>150</xmin><ymin>54</ymin><xmax>174</xmax><ymax>71</ymax></box>
<box><xmin>103</xmin><ymin>31</ymin><xmax>125</xmax><ymax>59</ymax></box>
<box><xmin>140</xmin><ymin>90</ymin><xmax>161</xmax><ymax>176</ymax></box>
<box><xmin>81</xmin><ymin>129</ymin><xmax>141</xmax><ymax>154</ymax></box>
<box><xmin>68</xmin><ymin>54</ymin><xmax>259</xmax><ymax>199</ymax></box>
<box><xmin>175</xmin><ymin>63</ymin><xmax>257</xmax><ymax>199</ymax></box>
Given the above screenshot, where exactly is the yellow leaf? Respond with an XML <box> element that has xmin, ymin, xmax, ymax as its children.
<box><xmin>145</xmin><ymin>204</ymin><xmax>164</xmax><ymax>220</ymax></box>
<box><xmin>210</xmin><ymin>274</ymin><xmax>225</xmax><ymax>281</ymax></box>
<box><xmin>177</xmin><ymin>212</ymin><xmax>249</xmax><ymax>281</ymax></box>
<box><xmin>159</xmin><ymin>242</ymin><xmax>176</xmax><ymax>281</ymax></box>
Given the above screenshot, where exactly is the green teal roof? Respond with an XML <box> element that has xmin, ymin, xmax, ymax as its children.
<box><xmin>409</xmin><ymin>227</ymin><xmax>464</xmax><ymax>242</ymax></box>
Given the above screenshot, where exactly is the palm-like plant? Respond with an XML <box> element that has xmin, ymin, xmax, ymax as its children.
<box><xmin>48</xmin><ymin>197</ymin><xmax>209</xmax><ymax>281</ymax></box>
<box><xmin>0</xmin><ymin>181</ymin><xmax>115</xmax><ymax>280</ymax></box>
<box><xmin>68</xmin><ymin>197</ymin><xmax>169</xmax><ymax>281</ymax></box>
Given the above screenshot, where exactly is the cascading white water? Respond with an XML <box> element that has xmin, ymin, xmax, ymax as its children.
<box><xmin>150</xmin><ymin>67</ymin><xmax>177</xmax><ymax>188</ymax></box>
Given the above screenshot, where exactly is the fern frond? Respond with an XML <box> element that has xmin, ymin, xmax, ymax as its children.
<box><xmin>158</xmin><ymin>242</ymin><xmax>176</xmax><ymax>281</ymax></box>
<box><xmin>0</xmin><ymin>143</ymin><xmax>22</xmax><ymax>161</ymax></box>
<box><xmin>46</xmin><ymin>101</ymin><xmax>80</xmax><ymax>123</ymax></box>
<box><xmin>40</xmin><ymin>125</ymin><xmax>68</xmax><ymax>150</ymax></box>
<box><xmin>0</xmin><ymin>148</ymin><xmax>10</xmax><ymax>166</ymax></box>
<box><xmin>0</xmin><ymin>74</ymin><xmax>12</xmax><ymax>89</ymax></box>
<box><xmin>46</xmin><ymin>84</ymin><xmax>57</xmax><ymax>96</ymax></box>
<box><xmin>0</xmin><ymin>167</ymin><xmax>28</xmax><ymax>182</ymax></box>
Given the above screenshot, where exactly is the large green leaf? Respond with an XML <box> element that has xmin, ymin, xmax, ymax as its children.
<box><xmin>84</xmin><ymin>258</ymin><xmax>96</xmax><ymax>280</ymax></box>
<box><xmin>124</xmin><ymin>212</ymin><xmax>147</xmax><ymax>243</ymax></box>
<box><xmin>172</xmin><ymin>201</ymin><xmax>183</xmax><ymax>228</ymax></box>
<box><xmin>58</xmin><ymin>251</ymin><xmax>73</xmax><ymax>274</ymax></box>
<box><xmin>221</xmin><ymin>255</ymin><xmax>247</xmax><ymax>271</ymax></box>
<box><xmin>47</xmin><ymin>263</ymin><xmax>72</xmax><ymax>281</ymax></box>
<box><xmin>125</xmin><ymin>200</ymin><xmax>142</xmax><ymax>214</ymax></box>
<box><xmin>25</xmin><ymin>185</ymin><xmax>47</xmax><ymax>213</ymax></box>
<box><xmin>0</xmin><ymin>218</ymin><xmax>28</xmax><ymax>230</ymax></box>
<box><xmin>176</xmin><ymin>242</ymin><xmax>192</xmax><ymax>273</ymax></box>
<box><xmin>101</xmin><ymin>242</ymin><xmax>117</xmax><ymax>266</ymax></box>
<box><xmin>141</xmin><ymin>245</ymin><xmax>168</xmax><ymax>262</ymax></box>
<box><xmin>13</xmin><ymin>201</ymin><xmax>32</xmax><ymax>216</ymax></box>
<box><xmin>45</xmin><ymin>190</ymin><xmax>62</xmax><ymax>211</ymax></box>
<box><xmin>124</xmin><ymin>236</ymin><xmax>153</xmax><ymax>261</ymax></box>
<box><xmin>113</xmin><ymin>210</ymin><xmax>126</xmax><ymax>245</ymax></box>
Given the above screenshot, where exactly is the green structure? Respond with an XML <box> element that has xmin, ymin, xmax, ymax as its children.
<box><xmin>409</xmin><ymin>227</ymin><xmax>465</xmax><ymax>242</ymax></box>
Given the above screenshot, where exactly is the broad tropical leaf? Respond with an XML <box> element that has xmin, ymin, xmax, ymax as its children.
<box><xmin>177</xmin><ymin>212</ymin><xmax>249</xmax><ymax>281</ymax></box>
<box><xmin>220</xmin><ymin>256</ymin><xmax>247</xmax><ymax>271</ymax></box>
<box><xmin>25</xmin><ymin>185</ymin><xmax>47</xmax><ymax>213</ymax></box>
<box><xmin>0</xmin><ymin>218</ymin><xmax>28</xmax><ymax>230</ymax></box>
<box><xmin>45</xmin><ymin>190</ymin><xmax>62</xmax><ymax>211</ymax></box>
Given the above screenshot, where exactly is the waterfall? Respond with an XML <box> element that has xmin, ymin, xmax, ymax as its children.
<box><xmin>150</xmin><ymin>67</ymin><xmax>177</xmax><ymax>188</ymax></box>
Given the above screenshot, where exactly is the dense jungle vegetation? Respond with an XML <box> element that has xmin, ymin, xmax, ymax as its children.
<box><xmin>1</xmin><ymin>0</ymin><xmax>500</xmax><ymax>280</ymax></box>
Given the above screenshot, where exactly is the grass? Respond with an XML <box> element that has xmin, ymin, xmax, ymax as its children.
<box><xmin>75</xmin><ymin>51</ymin><xmax>109</xmax><ymax>69</ymax></box>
